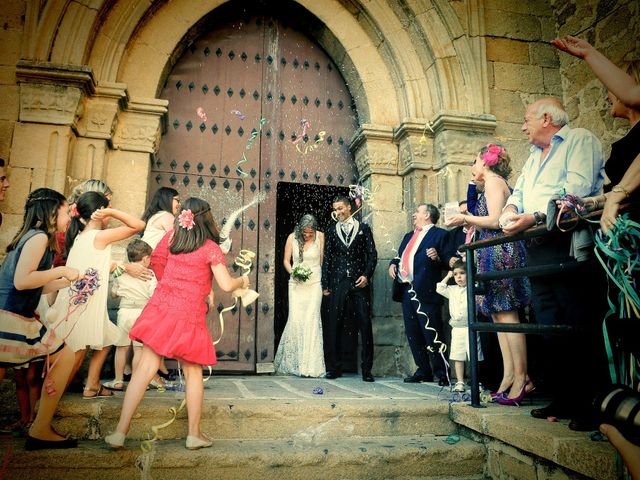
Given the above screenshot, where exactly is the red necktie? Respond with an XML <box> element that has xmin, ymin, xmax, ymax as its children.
<box><xmin>400</xmin><ymin>228</ymin><xmax>422</xmax><ymax>278</ymax></box>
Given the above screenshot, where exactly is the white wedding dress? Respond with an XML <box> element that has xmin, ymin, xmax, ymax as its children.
<box><xmin>274</xmin><ymin>235</ymin><xmax>326</xmax><ymax>377</ymax></box>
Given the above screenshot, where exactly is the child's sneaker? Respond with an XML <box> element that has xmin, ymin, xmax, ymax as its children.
<box><xmin>453</xmin><ymin>381</ymin><xmax>466</xmax><ymax>393</ymax></box>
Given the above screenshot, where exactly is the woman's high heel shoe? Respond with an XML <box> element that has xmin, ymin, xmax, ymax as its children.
<box><xmin>497</xmin><ymin>384</ymin><xmax>527</xmax><ymax>406</ymax></box>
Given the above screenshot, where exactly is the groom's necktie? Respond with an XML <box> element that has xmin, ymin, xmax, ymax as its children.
<box><xmin>341</xmin><ymin>221</ymin><xmax>352</xmax><ymax>243</ymax></box>
<box><xmin>400</xmin><ymin>227</ymin><xmax>422</xmax><ymax>278</ymax></box>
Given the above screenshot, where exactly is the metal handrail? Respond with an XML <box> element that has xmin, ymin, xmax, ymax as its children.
<box><xmin>458</xmin><ymin>207</ymin><xmax>615</xmax><ymax>408</ymax></box>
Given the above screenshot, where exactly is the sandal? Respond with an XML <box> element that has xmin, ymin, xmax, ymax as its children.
<box><xmin>82</xmin><ymin>385</ymin><xmax>114</xmax><ymax>399</ymax></box>
<box><xmin>103</xmin><ymin>380</ymin><xmax>125</xmax><ymax>391</ymax></box>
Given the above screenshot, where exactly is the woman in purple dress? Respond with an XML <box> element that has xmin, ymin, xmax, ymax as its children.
<box><xmin>447</xmin><ymin>144</ymin><xmax>531</xmax><ymax>404</ymax></box>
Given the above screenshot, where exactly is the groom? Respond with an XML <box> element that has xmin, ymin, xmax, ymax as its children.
<box><xmin>322</xmin><ymin>196</ymin><xmax>378</xmax><ymax>381</ymax></box>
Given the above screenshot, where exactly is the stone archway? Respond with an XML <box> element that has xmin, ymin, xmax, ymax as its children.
<box><xmin>11</xmin><ymin>0</ymin><xmax>497</xmax><ymax>374</ymax></box>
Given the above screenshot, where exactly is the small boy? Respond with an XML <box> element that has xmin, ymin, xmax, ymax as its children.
<box><xmin>436</xmin><ymin>259</ymin><xmax>483</xmax><ymax>392</ymax></box>
<box><xmin>105</xmin><ymin>239</ymin><xmax>157</xmax><ymax>390</ymax></box>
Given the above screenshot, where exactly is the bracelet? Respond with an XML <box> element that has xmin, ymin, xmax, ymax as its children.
<box><xmin>112</xmin><ymin>264</ymin><xmax>125</xmax><ymax>278</ymax></box>
<box><xmin>611</xmin><ymin>185</ymin><xmax>630</xmax><ymax>198</ymax></box>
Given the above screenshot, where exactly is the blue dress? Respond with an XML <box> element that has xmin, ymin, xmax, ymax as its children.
<box><xmin>475</xmin><ymin>191</ymin><xmax>530</xmax><ymax>315</ymax></box>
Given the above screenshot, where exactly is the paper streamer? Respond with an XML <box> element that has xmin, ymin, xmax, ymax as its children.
<box><xmin>295</xmin><ymin>131</ymin><xmax>326</xmax><ymax>155</ymax></box>
<box><xmin>237</xmin><ymin>117</ymin><xmax>267</xmax><ymax>177</ymax></box>
<box><xmin>291</xmin><ymin>119</ymin><xmax>311</xmax><ymax>145</ymax></box>
<box><xmin>41</xmin><ymin>268</ymin><xmax>101</xmax><ymax>396</ymax></box>
<box><xmin>196</xmin><ymin>107</ymin><xmax>208</xmax><ymax>122</ymax></box>
<box><xmin>219</xmin><ymin>191</ymin><xmax>267</xmax><ymax>240</ymax></box>
<box><xmin>212</xmin><ymin>250</ymin><xmax>258</xmax><ymax>346</ymax></box>
<box><xmin>231</xmin><ymin>110</ymin><xmax>246</xmax><ymax>120</ymax></box>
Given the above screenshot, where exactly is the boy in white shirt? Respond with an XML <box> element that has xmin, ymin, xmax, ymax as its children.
<box><xmin>105</xmin><ymin>239</ymin><xmax>157</xmax><ymax>391</ymax></box>
<box><xmin>436</xmin><ymin>259</ymin><xmax>483</xmax><ymax>392</ymax></box>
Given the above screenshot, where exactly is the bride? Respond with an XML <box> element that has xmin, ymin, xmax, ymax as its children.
<box><xmin>274</xmin><ymin>214</ymin><xmax>326</xmax><ymax>377</ymax></box>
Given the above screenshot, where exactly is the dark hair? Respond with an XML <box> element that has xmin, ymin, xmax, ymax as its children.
<box><xmin>170</xmin><ymin>197</ymin><xmax>219</xmax><ymax>254</ymax></box>
<box><xmin>65</xmin><ymin>191</ymin><xmax>110</xmax><ymax>255</ymax></box>
<box><xmin>458</xmin><ymin>200</ymin><xmax>467</xmax><ymax>207</ymax></box>
<box><xmin>294</xmin><ymin>214</ymin><xmax>318</xmax><ymax>263</ymax></box>
<box><xmin>479</xmin><ymin>144</ymin><xmax>512</xmax><ymax>180</ymax></box>
<box><xmin>452</xmin><ymin>259</ymin><xmax>466</xmax><ymax>271</ymax></box>
<box><xmin>7</xmin><ymin>188</ymin><xmax>66</xmax><ymax>253</ymax></box>
<box><xmin>419</xmin><ymin>203</ymin><xmax>440</xmax><ymax>225</ymax></box>
<box><xmin>141</xmin><ymin>187</ymin><xmax>179</xmax><ymax>225</ymax></box>
<box><xmin>332</xmin><ymin>195</ymin><xmax>352</xmax><ymax>208</ymax></box>
<box><xmin>127</xmin><ymin>238</ymin><xmax>153</xmax><ymax>262</ymax></box>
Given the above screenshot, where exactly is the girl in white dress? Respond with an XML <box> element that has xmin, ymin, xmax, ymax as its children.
<box><xmin>141</xmin><ymin>187</ymin><xmax>180</xmax><ymax>249</ymax></box>
<box><xmin>48</xmin><ymin>191</ymin><xmax>145</xmax><ymax>399</ymax></box>
<box><xmin>274</xmin><ymin>214</ymin><xmax>326</xmax><ymax>377</ymax></box>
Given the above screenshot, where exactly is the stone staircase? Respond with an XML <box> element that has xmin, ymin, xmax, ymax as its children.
<box><xmin>2</xmin><ymin>376</ymin><xmax>487</xmax><ymax>480</ymax></box>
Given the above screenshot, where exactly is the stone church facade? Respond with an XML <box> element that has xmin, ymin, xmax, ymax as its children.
<box><xmin>0</xmin><ymin>0</ymin><xmax>637</xmax><ymax>375</ymax></box>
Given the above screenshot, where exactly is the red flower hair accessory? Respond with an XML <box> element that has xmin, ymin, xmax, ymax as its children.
<box><xmin>178</xmin><ymin>209</ymin><xmax>195</xmax><ymax>230</ymax></box>
<box><xmin>481</xmin><ymin>144</ymin><xmax>504</xmax><ymax>167</ymax></box>
<box><xmin>70</xmin><ymin>203</ymin><xmax>79</xmax><ymax>218</ymax></box>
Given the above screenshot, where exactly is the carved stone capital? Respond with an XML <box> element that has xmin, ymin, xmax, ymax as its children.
<box><xmin>16</xmin><ymin>60</ymin><xmax>96</xmax><ymax>126</ymax></box>
<box><xmin>349</xmin><ymin>124</ymin><xmax>396</xmax><ymax>178</ymax></box>
<box><xmin>393</xmin><ymin>119</ymin><xmax>435</xmax><ymax>176</ymax></box>
<box><xmin>77</xmin><ymin>82</ymin><xmax>128</xmax><ymax>141</ymax></box>
<box><xmin>112</xmin><ymin>96</ymin><xmax>168</xmax><ymax>154</ymax></box>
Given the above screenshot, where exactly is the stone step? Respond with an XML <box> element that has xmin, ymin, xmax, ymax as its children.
<box><xmin>3</xmin><ymin>434</ymin><xmax>486</xmax><ymax>480</ymax></box>
<box><xmin>52</xmin><ymin>394</ymin><xmax>455</xmax><ymax>441</ymax></box>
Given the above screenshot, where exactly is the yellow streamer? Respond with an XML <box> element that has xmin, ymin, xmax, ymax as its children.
<box><xmin>295</xmin><ymin>131</ymin><xmax>326</xmax><ymax>155</ymax></box>
<box><xmin>211</xmin><ymin>249</ymin><xmax>257</xmax><ymax>346</ymax></box>
<box><xmin>140</xmin><ymin>399</ymin><xmax>187</xmax><ymax>453</ymax></box>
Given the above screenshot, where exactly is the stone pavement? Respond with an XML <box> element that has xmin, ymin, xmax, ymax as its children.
<box><xmin>0</xmin><ymin>374</ymin><xmax>621</xmax><ymax>479</ymax></box>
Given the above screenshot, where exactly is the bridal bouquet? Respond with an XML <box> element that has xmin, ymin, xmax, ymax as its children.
<box><xmin>291</xmin><ymin>263</ymin><xmax>313</xmax><ymax>282</ymax></box>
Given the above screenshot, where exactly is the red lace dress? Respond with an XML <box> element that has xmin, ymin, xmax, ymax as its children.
<box><xmin>129</xmin><ymin>232</ymin><xmax>224</xmax><ymax>366</ymax></box>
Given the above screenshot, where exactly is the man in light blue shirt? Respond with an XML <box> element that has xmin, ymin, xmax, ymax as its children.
<box><xmin>501</xmin><ymin>97</ymin><xmax>605</xmax><ymax>230</ymax></box>
<box><xmin>499</xmin><ymin>98</ymin><xmax>607</xmax><ymax>432</ymax></box>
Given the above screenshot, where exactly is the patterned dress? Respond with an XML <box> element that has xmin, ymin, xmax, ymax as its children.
<box><xmin>475</xmin><ymin>190</ymin><xmax>530</xmax><ymax>316</ymax></box>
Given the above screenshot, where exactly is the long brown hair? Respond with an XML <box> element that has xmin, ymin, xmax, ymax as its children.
<box><xmin>7</xmin><ymin>188</ymin><xmax>66</xmax><ymax>253</ymax></box>
<box><xmin>170</xmin><ymin>197</ymin><xmax>220</xmax><ymax>254</ymax></box>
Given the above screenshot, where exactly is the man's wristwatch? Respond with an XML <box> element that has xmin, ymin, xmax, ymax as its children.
<box><xmin>533</xmin><ymin>211</ymin><xmax>545</xmax><ymax>226</ymax></box>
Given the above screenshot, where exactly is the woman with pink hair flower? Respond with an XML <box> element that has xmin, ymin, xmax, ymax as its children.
<box><xmin>446</xmin><ymin>144</ymin><xmax>532</xmax><ymax>405</ymax></box>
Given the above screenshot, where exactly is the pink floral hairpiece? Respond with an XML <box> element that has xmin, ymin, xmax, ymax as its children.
<box><xmin>178</xmin><ymin>209</ymin><xmax>195</xmax><ymax>230</ymax></box>
<box><xmin>481</xmin><ymin>144</ymin><xmax>504</xmax><ymax>167</ymax></box>
<box><xmin>70</xmin><ymin>203</ymin><xmax>79</xmax><ymax>218</ymax></box>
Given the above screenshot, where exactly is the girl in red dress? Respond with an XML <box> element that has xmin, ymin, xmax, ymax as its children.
<box><xmin>105</xmin><ymin>197</ymin><xmax>249</xmax><ymax>450</ymax></box>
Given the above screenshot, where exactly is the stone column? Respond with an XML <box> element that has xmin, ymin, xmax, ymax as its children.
<box><xmin>71</xmin><ymin>82</ymin><xmax>127</xmax><ymax>193</ymax></box>
<box><xmin>4</xmin><ymin>61</ymin><xmax>94</xmax><ymax>240</ymax></box>
<box><xmin>395</xmin><ymin>111</ymin><xmax>497</xmax><ymax>210</ymax></box>
<box><xmin>350</xmin><ymin>124</ymin><xmax>413</xmax><ymax>377</ymax></box>
<box><xmin>109</xmin><ymin>96</ymin><xmax>167</xmax><ymax>218</ymax></box>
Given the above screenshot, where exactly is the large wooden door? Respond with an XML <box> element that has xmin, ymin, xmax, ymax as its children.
<box><xmin>152</xmin><ymin>5</ymin><xmax>358</xmax><ymax>372</ymax></box>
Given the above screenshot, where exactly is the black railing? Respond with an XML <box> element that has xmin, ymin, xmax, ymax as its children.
<box><xmin>458</xmin><ymin>207</ymin><xmax>615</xmax><ymax>407</ymax></box>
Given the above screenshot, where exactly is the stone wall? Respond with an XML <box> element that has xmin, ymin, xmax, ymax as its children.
<box><xmin>484</xmin><ymin>0</ymin><xmax>563</xmax><ymax>175</ymax></box>
<box><xmin>551</xmin><ymin>0</ymin><xmax>640</xmax><ymax>163</ymax></box>
<box><xmin>0</xmin><ymin>0</ymin><xmax>25</xmax><ymax>249</ymax></box>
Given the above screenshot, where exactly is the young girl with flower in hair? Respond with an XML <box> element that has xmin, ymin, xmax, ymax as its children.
<box><xmin>446</xmin><ymin>144</ymin><xmax>532</xmax><ymax>405</ymax></box>
<box><xmin>105</xmin><ymin>197</ymin><xmax>249</xmax><ymax>450</ymax></box>
<box><xmin>0</xmin><ymin>188</ymin><xmax>80</xmax><ymax>449</ymax></box>
<box><xmin>48</xmin><ymin>191</ymin><xmax>145</xmax><ymax>399</ymax></box>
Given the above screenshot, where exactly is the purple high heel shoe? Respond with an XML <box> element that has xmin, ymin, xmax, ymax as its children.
<box><xmin>497</xmin><ymin>384</ymin><xmax>527</xmax><ymax>406</ymax></box>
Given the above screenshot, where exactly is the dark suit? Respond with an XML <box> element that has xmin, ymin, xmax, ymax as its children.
<box><xmin>445</xmin><ymin>226</ymin><xmax>466</xmax><ymax>264</ymax></box>
<box><xmin>390</xmin><ymin>225</ymin><xmax>448</xmax><ymax>380</ymax></box>
<box><xmin>322</xmin><ymin>220</ymin><xmax>378</xmax><ymax>374</ymax></box>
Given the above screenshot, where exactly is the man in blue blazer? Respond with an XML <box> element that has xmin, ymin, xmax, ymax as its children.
<box><xmin>389</xmin><ymin>204</ymin><xmax>449</xmax><ymax>385</ymax></box>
